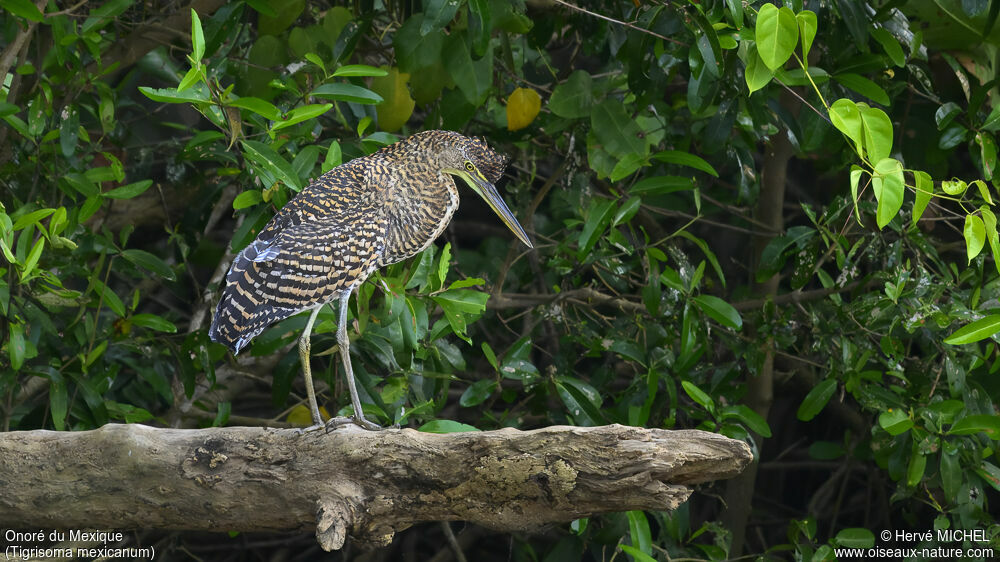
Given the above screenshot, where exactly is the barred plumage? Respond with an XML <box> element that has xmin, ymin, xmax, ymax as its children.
<box><xmin>209</xmin><ymin>130</ymin><xmax>531</xmax><ymax>430</ymax></box>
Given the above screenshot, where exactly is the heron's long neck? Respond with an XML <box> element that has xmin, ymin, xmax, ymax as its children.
<box><xmin>378</xmin><ymin>170</ymin><xmax>459</xmax><ymax>266</ymax></box>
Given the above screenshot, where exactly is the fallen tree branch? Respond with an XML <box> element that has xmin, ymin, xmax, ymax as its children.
<box><xmin>0</xmin><ymin>423</ymin><xmax>751</xmax><ymax>551</ymax></box>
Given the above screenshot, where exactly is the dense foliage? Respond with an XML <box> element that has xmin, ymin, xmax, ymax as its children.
<box><xmin>3</xmin><ymin>0</ymin><xmax>1000</xmax><ymax>559</ymax></box>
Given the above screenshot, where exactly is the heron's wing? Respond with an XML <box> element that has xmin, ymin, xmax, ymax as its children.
<box><xmin>256</xmin><ymin>159</ymin><xmax>383</xmax><ymax>242</ymax></box>
<box><xmin>209</xmin><ymin>210</ymin><xmax>387</xmax><ymax>353</ymax></box>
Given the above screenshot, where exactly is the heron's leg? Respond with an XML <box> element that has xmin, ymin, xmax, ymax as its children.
<box><xmin>299</xmin><ymin>306</ymin><xmax>324</xmax><ymax>427</ymax></box>
<box><xmin>331</xmin><ymin>291</ymin><xmax>382</xmax><ymax>431</ymax></box>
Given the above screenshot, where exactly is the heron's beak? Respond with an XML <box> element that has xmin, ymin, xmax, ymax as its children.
<box><xmin>455</xmin><ymin>171</ymin><xmax>533</xmax><ymax>248</ymax></box>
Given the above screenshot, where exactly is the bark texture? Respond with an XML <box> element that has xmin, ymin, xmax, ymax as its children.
<box><xmin>0</xmin><ymin>423</ymin><xmax>751</xmax><ymax>550</ymax></box>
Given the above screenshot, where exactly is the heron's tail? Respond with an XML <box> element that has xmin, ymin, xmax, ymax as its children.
<box><xmin>208</xmin><ymin>242</ymin><xmax>301</xmax><ymax>354</ymax></box>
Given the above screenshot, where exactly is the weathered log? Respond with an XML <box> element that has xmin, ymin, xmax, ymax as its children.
<box><xmin>0</xmin><ymin>423</ymin><xmax>751</xmax><ymax>550</ymax></box>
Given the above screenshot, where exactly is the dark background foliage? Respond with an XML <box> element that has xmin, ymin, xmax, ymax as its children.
<box><xmin>2</xmin><ymin>0</ymin><xmax>1000</xmax><ymax>559</ymax></box>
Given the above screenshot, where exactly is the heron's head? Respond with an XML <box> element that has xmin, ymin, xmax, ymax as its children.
<box><xmin>439</xmin><ymin>134</ymin><xmax>532</xmax><ymax>249</ymax></box>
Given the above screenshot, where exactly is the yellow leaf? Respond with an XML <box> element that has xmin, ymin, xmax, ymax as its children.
<box><xmin>370</xmin><ymin>67</ymin><xmax>416</xmax><ymax>132</ymax></box>
<box><xmin>506</xmin><ymin>87</ymin><xmax>541</xmax><ymax>131</ymax></box>
<box><xmin>286</xmin><ymin>404</ymin><xmax>330</xmax><ymax>426</ymax></box>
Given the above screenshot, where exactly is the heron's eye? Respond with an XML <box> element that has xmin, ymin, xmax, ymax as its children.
<box><xmin>465</xmin><ymin>161</ymin><xmax>476</xmax><ymax>173</ymax></box>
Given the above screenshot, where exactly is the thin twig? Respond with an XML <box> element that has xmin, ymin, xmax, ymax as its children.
<box><xmin>440</xmin><ymin>522</ymin><xmax>469</xmax><ymax>562</ymax></box>
<box><xmin>550</xmin><ymin>0</ymin><xmax>686</xmax><ymax>46</ymax></box>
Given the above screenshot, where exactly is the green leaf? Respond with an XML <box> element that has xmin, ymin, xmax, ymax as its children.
<box><xmin>394</xmin><ymin>14</ymin><xmax>445</xmax><ymax>72</ymax></box>
<box><xmin>49</xmin><ymin>376</ymin><xmax>68</xmax><ymax>430</ymax></box>
<box><xmin>878</xmin><ymin>408</ymin><xmax>913</xmax><ymax>436</ymax></box>
<box><xmin>871</xmin><ymin>157</ymin><xmax>903</xmax><ymax>228</ymax></box>
<box><xmin>305</xmin><ymin>52</ymin><xmax>325</xmax><ymax>72</ymax></box>
<box><xmin>965</xmin><ymin>214</ymin><xmax>986</xmax><ymax>263</ymax></box>
<box><xmin>935</xmin><ymin>102</ymin><xmax>961</xmax><ymax>130</ymax></box>
<box><xmin>311</xmin><ymin>83</ymin><xmax>384</xmax><ymax>105</ymax></box>
<box><xmin>432</xmin><ymin>288</ymin><xmax>488</xmax><ymax>315</ymax></box>
<box><xmin>912</xmin><ymin>170</ymin><xmax>933</xmax><ymax>226</ymax></box>
<box><xmin>942</xmin><ymin>179</ymin><xmax>968</xmax><ymax>196</ymax></box>
<box><xmin>132</xmin><ymin>313</ymin><xmax>178</xmax><ymax>333</ymax></box>
<box><xmin>984</xmin><ymin>104</ymin><xmax>1000</xmax><ymax>132</ymax></box>
<box><xmin>626</xmin><ymin>511</ymin><xmax>652</xmax><ymax>556</ymax></box>
<box><xmin>82</xmin><ymin>0</ymin><xmax>133</xmax><ymax>33</ymax></box>
<box><xmin>744</xmin><ymin>43</ymin><xmax>774</xmax><ymax>94</ymax></box>
<box><xmin>548</xmin><ymin>70</ymin><xmax>593</xmax><ymax>119</ymax></box>
<box><xmin>940</xmin><ymin>449</ymin><xmax>961</xmax><ymax>499</ymax></box>
<box><xmin>834</xmin><ymin>73</ymin><xmax>890</xmax><ymax>106</ymax></box>
<box><xmin>233</xmin><ymin>189</ymin><xmax>263</xmax><ymax>210</ymax></box>
<box><xmin>577</xmin><ymin>198</ymin><xmax>615</xmax><ymax>260</ymax></box>
<box><xmin>418</xmin><ymin>420</ymin><xmax>481</xmax><ymax>433</ymax></box>
<box><xmin>871</xmin><ymin>27</ymin><xmax>905</xmax><ymax>67</ymax></box>
<box><xmin>459</xmin><ymin>379</ymin><xmax>497</xmax><ymax>407</ymax></box>
<box><xmin>481</xmin><ymin>342</ymin><xmax>498</xmax><ymax>370</ymax></box>
<box><xmin>591</xmin><ymin>100</ymin><xmax>648</xmax><ymax>159</ymax></box>
<box><xmin>2</xmin><ymin>0</ymin><xmax>44</xmax><ymax>21</ymax></box>
<box><xmin>12</xmin><ymin>208</ymin><xmax>56</xmax><ymax>230</ymax></box>
<box><xmin>630</xmin><ymin>175</ymin><xmax>694</xmax><ymax>195</ymax></box>
<box><xmin>443</xmin><ymin>32</ymin><xmax>493</xmax><ymax>105</ymax></box>
<box><xmin>972</xmin><ymin>179</ymin><xmax>994</xmax><ymax>205</ymax></box>
<box><xmin>652</xmin><ymin>150</ymin><xmax>719</xmax><ymax>177</ymax></box>
<box><xmin>858</xmin><ymin>104</ymin><xmax>893</xmax><ymax>163</ymax></box>
<box><xmin>721</xmin><ymin>404</ymin><xmax>772</xmax><ymax>437</ymax></box>
<box><xmin>421</xmin><ymin>0</ymin><xmax>462</xmax><ymax>35</ymax></box>
<box><xmin>555</xmin><ymin>377</ymin><xmax>604</xmax><ymax>425</ymax></box>
<box><xmin>20</xmin><ymin>238</ymin><xmax>44</xmax><ymax>280</ymax></box>
<box><xmin>332</xmin><ymin>64</ymin><xmax>388</xmax><ymax>77</ymax></box>
<box><xmin>8</xmin><ymin>322</ymin><xmax>25</xmax><ymax>370</ymax></box>
<box><xmin>612</xmin><ymin>196</ymin><xmax>641</xmax><ymax>227</ymax></box>
<box><xmin>834</xmin><ymin>528</ymin><xmax>875</xmax><ymax>549</ymax></box>
<box><xmin>272</xmin><ymin>103</ymin><xmax>333</xmax><ymax>131</ymax></box>
<box><xmin>190</xmin><ymin>8</ymin><xmax>205</xmax><ymax>61</ymax></box>
<box><xmin>977</xmin><ymin>132</ymin><xmax>998</xmax><ymax>180</ymax></box>
<box><xmin>944</xmin><ymin>314</ymin><xmax>1000</xmax><ymax>344</ymax></box>
<box><xmin>755</xmin><ymin>4</ymin><xmax>798</xmax><ymax>70</ymax></box>
<box><xmin>906</xmin><ymin>445</ymin><xmax>927</xmax><ymax>487</ymax></box>
<box><xmin>619</xmin><ymin>545</ymin><xmax>657</xmax><ymax>562</ymax></box>
<box><xmin>976</xmin><ymin>462</ymin><xmax>1000</xmax><ymax>491</ymax></box>
<box><xmin>93</xmin><ymin>279</ymin><xmax>126</xmax><ymax>318</ymax></box>
<box><xmin>448</xmin><ymin>277</ymin><xmax>485</xmax><ymax>290</ymax></box>
<box><xmin>122</xmin><ymin>249</ymin><xmax>176</xmax><ymax>281</ymax></box>
<box><xmin>981</xmin><ymin>206</ymin><xmax>1000</xmax><ymax>275</ymax></box>
<box><xmin>177</xmin><ymin>65</ymin><xmax>203</xmax><ymax>91</ymax></box>
<box><xmin>437</xmin><ymin>241</ymin><xmax>452</xmax><ymax>289</ymax></box>
<box><xmin>796</xmin><ymin>11</ymin><xmax>817</xmax><ymax>61</ymax></box>
<box><xmin>693</xmin><ymin>294</ymin><xmax>742</xmax><ymax>330</ymax></box>
<box><xmin>257</xmin><ymin>0</ymin><xmax>303</xmax><ymax>35</ymax></box>
<box><xmin>468</xmin><ymin>0</ymin><xmax>491</xmax><ymax>55</ymax></box>
<box><xmin>940</xmin><ymin>125</ymin><xmax>968</xmax><ymax>150</ymax></box>
<box><xmin>681</xmin><ymin>380</ymin><xmax>714</xmax><ymax>411</ymax></box>
<box><xmin>138</xmin><ymin>85</ymin><xmax>211</xmax><ymax>105</ymax></box>
<box><xmin>829</xmin><ymin>98</ymin><xmax>863</xmax><ymax>154</ymax></box>
<box><xmin>241</xmin><ymin>140</ymin><xmax>304</xmax><ymax>191</ymax></box>
<box><xmin>323</xmin><ymin>141</ymin><xmax>342</xmax><ymax>173</ymax></box>
<box><xmin>229</xmin><ymin>97</ymin><xmax>281</xmax><ymax>121</ymax></box>
<box><xmin>103</xmin><ymin>180</ymin><xmax>153</xmax><ymax>200</ymax></box>
<box><xmin>948</xmin><ymin>414</ymin><xmax>1000</xmax><ymax>438</ymax></box>
<box><xmin>850</xmin><ymin>165</ymin><xmax>865</xmax><ymax>226</ymax></box>
<box><xmin>797</xmin><ymin>379</ymin><xmax>836</xmax><ymax>421</ymax></box>
<box><xmin>432</xmin><ymin>288</ymin><xmax>488</xmax><ymax>340</ymax></box>
<box><xmin>59</xmin><ymin>106</ymin><xmax>79</xmax><ymax>159</ymax></box>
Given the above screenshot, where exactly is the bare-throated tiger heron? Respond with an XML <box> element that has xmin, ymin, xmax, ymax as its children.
<box><xmin>209</xmin><ymin>130</ymin><xmax>532</xmax><ymax>430</ymax></box>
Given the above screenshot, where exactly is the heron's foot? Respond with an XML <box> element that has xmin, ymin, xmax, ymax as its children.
<box><xmin>295</xmin><ymin>422</ymin><xmax>327</xmax><ymax>435</ymax></box>
<box><xmin>321</xmin><ymin>413</ymin><xmax>383</xmax><ymax>432</ymax></box>
<box><xmin>354</xmin><ymin>413</ymin><xmax>383</xmax><ymax>431</ymax></box>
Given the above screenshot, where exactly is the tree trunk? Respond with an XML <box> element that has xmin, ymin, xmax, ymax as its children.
<box><xmin>0</xmin><ymin>423</ymin><xmax>751</xmax><ymax>551</ymax></box>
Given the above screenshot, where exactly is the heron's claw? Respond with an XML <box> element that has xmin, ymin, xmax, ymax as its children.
<box><xmin>320</xmin><ymin>414</ymin><xmax>383</xmax><ymax>432</ymax></box>
<box><xmin>295</xmin><ymin>423</ymin><xmax>326</xmax><ymax>435</ymax></box>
